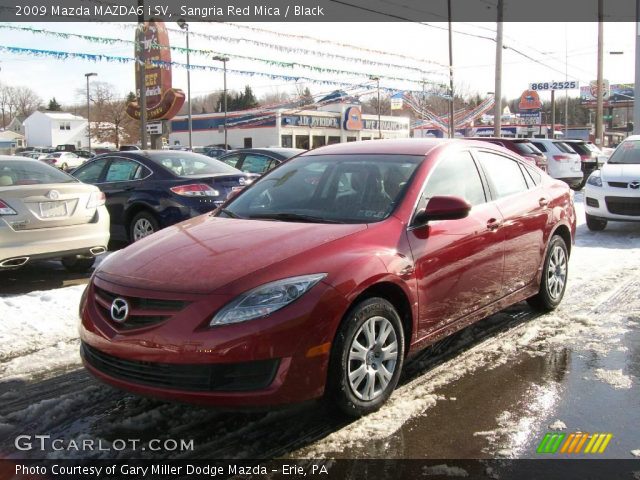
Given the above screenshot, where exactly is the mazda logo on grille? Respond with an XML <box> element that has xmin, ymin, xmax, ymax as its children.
<box><xmin>45</xmin><ymin>190</ymin><xmax>60</xmax><ymax>200</ymax></box>
<box><xmin>630</xmin><ymin>181</ymin><xmax>640</xmax><ymax>190</ymax></box>
<box><xmin>110</xmin><ymin>298</ymin><xmax>129</xmax><ymax>323</ymax></box>
<box><xmin>239</xmin><ymin>177</ymin><xmax>246</xmax><ymax>186</ymax></box>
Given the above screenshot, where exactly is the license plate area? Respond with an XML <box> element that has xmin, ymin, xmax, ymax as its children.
<box><xmin>39</xmin><ymin>201</ymin><xmax>68</xmax><ymax>218</ymax></box>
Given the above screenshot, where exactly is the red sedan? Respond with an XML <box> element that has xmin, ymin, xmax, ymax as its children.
<box><xmin>79</xmin><ymin>139</ymin><xmax>576</xmax><ymax>417</ymax></box>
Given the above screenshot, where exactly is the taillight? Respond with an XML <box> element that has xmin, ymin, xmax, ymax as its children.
<box><xmin>86</xmin><ymin>191</ymin><xmax>106</xmax><ymax>208</ymax></box>
<box><xmin>580</xmin><ymin>154</ymin><xmax>591</xmax><ymax>162</ymax></box>
<box><xmin>170</xmin><ymin>184</ymin><xmax>220</xmax><ymax>197</ymax></box>
<box><xmin>553</xmin><ymin>155</ymin><xmax>571</xmax><ymax>162</ymax></box>
<box><xmin>0</xmin><ymin>199</ymin><xmax>17</xmax><ymax>215</ymax></box>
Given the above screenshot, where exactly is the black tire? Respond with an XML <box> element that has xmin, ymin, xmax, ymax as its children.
<box><xmin>527</xmin><ymin>235</ymin><xmax>569</xmax><ymax>312</ymax></box>
<box><xmin>61</xmin><ymin>256</ymin><xmax>95</xmax><ymax>274</ymax></box>
<box><xmin>586</xmin><ymin>214</ymin><xmax>607</xmax><ymax>231</ymax></box>
<box><xmin>326</xmin><ymin>297</ymin><xmax>405</xmax><ymax>417</ymax></box>
<box><xmin>129</xmin><ymin>211</ymin><xmax>159</xmax><ymax>243</ymax></box>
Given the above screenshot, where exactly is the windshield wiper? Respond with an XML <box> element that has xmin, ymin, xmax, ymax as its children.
<box><xmin>217</xmin><ymin>208</ymin><xmax>243</xmax><ymax>219</ymax></box>
<box><xmin>249</xmin><ymin>213</ymin><xmax>343</xmax><ymax>224</ymax></box>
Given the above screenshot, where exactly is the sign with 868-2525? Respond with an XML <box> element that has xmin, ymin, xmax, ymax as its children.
<box><xmin>529</xmin><ymin>81</ymin><xmax>579</xmax><ymax>91</ymax></box>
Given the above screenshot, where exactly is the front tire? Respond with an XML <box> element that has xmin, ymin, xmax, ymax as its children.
<box><xmin>527</xmin><ymin>235</ymin><xmax>569</xmax><ymax>312</ymax></box>
<box><xmin>586</xmin><ymin>214</ymin><xmax>607</xmax><ymax>231</ymax></box>
<box><xmin>129</xmin><ymin>211</ymin><xmax>159</xmax><ymax>243</ymax></box>
<box><xmin>327</xmin><ymin>297</ymin><xmax>405</xmax><ymax>417</ymax></box>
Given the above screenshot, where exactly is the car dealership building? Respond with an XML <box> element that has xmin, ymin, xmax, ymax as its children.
<box><xmin>168</xmin><ymin>102</ymin><xmax>410</xmax><ymax>149</ymax></box>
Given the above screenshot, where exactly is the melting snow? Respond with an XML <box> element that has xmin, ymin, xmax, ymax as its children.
<box><xmin>593</xmin><ymin>369</ymin><xmax>633</xmax><ymax>389</ymax></box>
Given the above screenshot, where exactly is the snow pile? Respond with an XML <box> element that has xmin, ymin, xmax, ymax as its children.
<box><xmin>631</xmin><ymin>450</ymin><xmax>640</xmax><ymax>457</ymax></box>
<box><xmin>422</xmin><ymin>464</ymin><xmax>468</xmax><ymax>477</ymax></box>
<box><xmin>548</xmin><ymin>420</ymin><xmax>566</xmax><ymax>430</ymax></box>
<box><xmin>0</xmin><ymin>285</ymin><xmax>85</xmax><ymax>380</ymax></box>
<box><xmin>593</xmin><ymin>369</ymin><xmax>633</xmax><ymax>389</ymax></box>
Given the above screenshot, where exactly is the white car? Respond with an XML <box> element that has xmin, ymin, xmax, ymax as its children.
<box><xmin>41</xmin><ymin>152</ymin><xmax>85</xmax><ymax>171</ymax></box>
<box><xmin>531</xmin><ymin>139</ymin><xmax>583</xmax><ymax>190</ymax></box>
<box><xmin>584</xmin><ymin>135</ymin><xmax>640</xmax><ymax>231</ymax></box>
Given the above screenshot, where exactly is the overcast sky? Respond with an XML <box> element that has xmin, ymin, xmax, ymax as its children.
<box><xmin>0</xmin><ymin>21</ymin><xmax>635</xmax><ymax>108</ymax></box>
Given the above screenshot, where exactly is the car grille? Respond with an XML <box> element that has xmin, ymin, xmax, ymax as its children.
<box><xmin>81</xmin><ymin>343</ymin><xmax>279</xmax><ymax>392</ymax></box>
<box><xmin>608</xmin><ymin>182</ymin><xmax>628</xmax><ymax>188</ymax></box>
<box><xmin>94</xmin><ymin>285</ymin><xmax>189</xmax><ymax>330</ymax></box>
<box><xmin>605</xmin><ymin>196</ymin><xmax>640</xmax><ymax>216</ymax></box>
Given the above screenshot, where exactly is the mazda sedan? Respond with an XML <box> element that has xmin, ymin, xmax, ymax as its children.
<box><xmin>79</xmin><ymin>139</ymin><xmax>576</xmax><ymax>417</ymax></box>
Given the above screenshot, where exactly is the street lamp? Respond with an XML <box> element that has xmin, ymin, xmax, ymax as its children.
<box><xmin>177</xmin><ymin>19</ymin><xmax>192</xmax><ymax>150</ymax></box>
<box><xmin>213</xmin><ymin>55</ymin><xmax>229</xmax><ymax>149</ymax></box>
<box><xmin>84</xmin><ymin>73</ymin><xmax>97</xmax><ymax>152</ymax></box>
<box><xmin>369</xmin><ymin>76</ymin><xmax>381</xmax><ymax>139</ymax></box>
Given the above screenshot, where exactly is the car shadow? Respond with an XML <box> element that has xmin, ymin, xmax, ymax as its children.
<box><xmin>0</xmin><ymin>303</ymin><xmax>539</xmax><ymax>460</ymax></box>
<box><xmin>0</xmin><ymin>260</ymin><xmax>92</xmax><ymax>295</ymax></box>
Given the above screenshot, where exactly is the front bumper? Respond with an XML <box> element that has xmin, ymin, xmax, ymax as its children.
<box><xmin>584</xmin><ymin>183</ymin><xmax>640</xmax><ymax>221</ymax></box>
<box><xmin>79</xmin><ymin>276</ymin><xmax>349</xmax><ymax>407</ymax></box>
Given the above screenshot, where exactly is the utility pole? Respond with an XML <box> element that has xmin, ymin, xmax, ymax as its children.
<box><xmin>213</xmin><ymin>56</ymin><xmax>229</xmax><ymax>148</ymax></box>
<box><xmin>137</xmin><ymin>0</ymin><xmax>147</xmax><ymax>150</ymax></box>
<box><xmin>595</xmin><ymin>0</ymin><xmax>604</xmax><ymax>146</ymax></box>
<box><xmin>178</xmin><ymin>19</ymin><xmax>192</xmax><ymax>149</ymax></box>
<box><xmin>493</xmin><ymin>0</ymin><xmax>504</xmax><ymax>137</ymax></box>
<box><xmin>550</xmin><ymin>89</ymin><xmax>556</xmax><ymax>139</ymax></box>
<box><xmin>84</xmin><ymin>73</ymin><xmax>97</xmax><ymax>152</ymax></box>
<box><xmin>635</xmin><ymin>0</ymin><xmax>640</xmax><ymax>135</ymax></box>
<box><xmin>447</xmin><ymin>0</ymin><xmax>455</xmax><ymax>138</ymax></box>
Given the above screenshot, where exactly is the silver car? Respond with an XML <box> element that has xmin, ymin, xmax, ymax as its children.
<box><xmin>0</xmin><ymin>156</ymin><xmax>110</xmax><ymax>272</ymax></box>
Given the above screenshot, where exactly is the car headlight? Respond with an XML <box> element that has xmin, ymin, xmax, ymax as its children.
<box><xmin>587</xmin><ymin>171</ymin><xmax>602</xmax><ymax>187</ymax></box>
<box><xmin>210</xmin><ymin>273</ymin><xmax>327</xmax><ymax>326</ymax></box>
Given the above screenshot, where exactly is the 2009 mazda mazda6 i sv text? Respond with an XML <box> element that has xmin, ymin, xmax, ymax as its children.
<box><xmin>79</xmin><ymin>139</ymin><xmax>576</xmax><ymax>416</ymax></box>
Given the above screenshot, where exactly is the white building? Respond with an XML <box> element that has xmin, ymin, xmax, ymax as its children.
<box><xmin>169</xmin><ymin>102</ymin><xmax>410</xmax><ymax>149</ymax></box>
<box><xmin>23</xmin><ymin>111</ymin><xmax>89</xmax><ymax>148</ymax></box>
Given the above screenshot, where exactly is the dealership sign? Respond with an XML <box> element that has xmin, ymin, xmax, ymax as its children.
<box><xmin>529</xmin><ymin>81</ymin><xmax>579</xmax><ymax>91</ymax></box>
<box><xmin>344</xmin><ymin>106</ymin><xmax>363</xmax><ymax>131</ymax></box>
<box><xmin>518</xmin><ymin>89</ymin><xmax>543</xmax><ymax>111</ymax></box>
<box><xmin>126</xmin><ymin>20</ymin><xmax>185</xmax><ymax>121</ymax></box>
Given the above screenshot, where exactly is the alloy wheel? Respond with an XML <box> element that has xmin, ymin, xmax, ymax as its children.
<box><xmin>347</xmin><ymin>316</ymin><xmax>398</xmax><ymax>401</ymax></box>
<box><xmin>133</xmin><ymin>218</ymin><xmax>155</xmax><ymax>241</ymax></box>
<box><xmin>547</xmin><ymin>244</ymin><xmax>567</xmax><ymax>300</ymax></box>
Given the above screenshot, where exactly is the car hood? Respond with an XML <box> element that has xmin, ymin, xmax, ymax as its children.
<box><xmin>601</xmin><ymin>163</ymin><xmax>640</xmax><ymax>181</ymax></box>
<box><xmin>96</xmin><ymin>215</ymin><xmax>367</xmax><ymax>294</ymax></box>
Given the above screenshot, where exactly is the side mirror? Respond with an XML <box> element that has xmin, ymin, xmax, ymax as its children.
<box><xmin>414</xmin><ymin>195</ymin><xmax>471</xmax><ymax>226</ymax></box>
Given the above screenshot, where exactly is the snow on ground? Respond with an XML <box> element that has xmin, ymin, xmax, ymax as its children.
<box><xmin>0</xmin><ymin>285</ymin><xmax>85</xmax><ymax>381</ymax></box>
<box><xmin>593</xmin><ymin>369</ymin><xmax>633</xmax><ymax>389</ymax></box>
<box><xmin>548</xmin><ymin>420</ymin><xmax>566</xmax><ymax>430</ymax></box>
<box><xmin>632</xmin><ymin>450</ymin><xmax>640</xmax><ymax>457</ymax></box>
<box><xmin>422</xmin><ymin>464</ymin><xmax>469</xmax><ymax>477</ymax></box>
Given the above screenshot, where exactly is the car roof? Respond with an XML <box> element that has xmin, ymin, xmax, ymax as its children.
<box><xmin>224</xmin><ymin>148</ymin><xmax>305</xmax><ymax>158</ymax></box>
<box><xmin>466</xmin><ymin>137</ymin><xmax>530</xmax><ymax>143</ymax></box>
<box><xmin>304</xmin><ymin>138</ymin><xmax>450</xmax><ymax>156</ymax></box>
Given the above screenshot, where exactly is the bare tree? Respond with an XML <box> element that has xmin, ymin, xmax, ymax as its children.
<box><xmin>12</xmin><ymin>86</ymin><xmax>42</xmax><ymax>118</ymax></box>
<box><xmin>76</xmin><ymin>81</ymin><xmax>134</xmax><ymax>148</ymax></box>
<box><xmin>0</xmin><ymin>84</ymin><xmax>15</xmax><ymax>128</ymax></box>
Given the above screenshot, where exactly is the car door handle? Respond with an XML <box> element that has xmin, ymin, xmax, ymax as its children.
<box><xmin>539</xmin><ymin>197</ymin><xmax>549</xmax><ymax>207</ymax></box>
<box><xmin>123</xmin><ymin>186</ymin><xmax>134</xmax><ymax>191</ymax></box>
<box><xmin>487</xmin><ymin>218</ymin><xmax>502</xmax><ymax>231</ymax></box>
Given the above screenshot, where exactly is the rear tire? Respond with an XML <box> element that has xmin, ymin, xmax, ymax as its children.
<box><xmin>326</xmin><ymin>297</ymin><xmax>405</xmax><ymax>417</ymax></box>
<box><xmin>586</xmin><ymin>214</ymin><xmax>607</xmax><ymax>231</ymax></box>
<box><xmin>129</xmin><ymin>211</ymin><xmax>159</xmax><ymax>243</ymax></box>
<box><xmin>527</xmin><ymin>235</ymin><xmax>569</xmax><ymax>312</ymax></box>
<box><xmin>62</xmin><ymin>256</ymin><xmax>95</xmax><ymax>274</ymax></box>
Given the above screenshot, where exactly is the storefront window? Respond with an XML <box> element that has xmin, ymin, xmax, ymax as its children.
<box><xmin>327</xmin><ymin>136</ymin><xmax>341</xmax><ymax>145</ymax></box>
<box><xmin>295</xmin><ymin>136</ymin><xmax>310</xmax><ymax>150</ymax></box>
<box><xmin>244</xmin><ymin>138</ymin><xmax>253</xmax><ymax>148</ymax></box>
<box><xmin>347</xmin><ymin>137</ymin><xmax>357</xmax><ymax>142</ymax></box>
<box><xmin>312</xmin><ymin>136</ymin><xmax>326</xmax><ymax>149</ymax></box>
<box><xmin>281</xmin><ymin>135</ymin><xmax>293</xmax><ymax>148</ymax></box>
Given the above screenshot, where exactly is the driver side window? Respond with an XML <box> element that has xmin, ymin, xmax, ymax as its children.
<box><xmin>419</xmin><ymin>151</ymin><xmax>487</xmax><ymax>210</ymax></box>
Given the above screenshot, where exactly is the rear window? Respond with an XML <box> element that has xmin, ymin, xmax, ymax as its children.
<box><xmin>0</xmin><ymin>160</ymin><xmax>77</xmax><ymax>185</ymax></box>
<box><xmin>554</xmin><ymin>142</ymin><xmax>576</xmax><ymax>154</ymax></box>
<box><xmin>148</xmin><ymin>151</ymin><xmax>240</xmax><ymax>176</ymax></box>
<box><xmin>532</xmin><ymin>142</ymin><xmax>547</xmax><ymax>152</ymax></box>
<box><xmin>566</xmin><ymin>142</ymin><xmax>589</xmax><ymax>155</ymax></box>
<box><xmin>513</xmin><ymin>142</ymin><xmax>543</xmax><ymax>155</ymax></box>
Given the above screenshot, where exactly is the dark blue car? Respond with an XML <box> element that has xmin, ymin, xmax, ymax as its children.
<box><xmin>71</xmin><ymin>151</ymin><xmax>256</xmax><ymax>243</ymax></box>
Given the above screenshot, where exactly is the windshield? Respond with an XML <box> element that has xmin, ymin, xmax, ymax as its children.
<box><xmin>0</xmin><ymin>160</ymin><xmax>77</xmax><ymax>184</ymax></box>
<box><xmin>566</xmin><ymin>142</ymin><xmax>589</xmax><ymax>155</ymax></box>
<box><xmin>608</xmin><ymin>140</ymin><xmax>640</xmax><ymax>164</ymax></box>
<box><xmin>220</xmin><ymin>154</ymin><xmax>422</xmax><ymax>223</ymax></box>
<box><xmin>554</xmin><ymin>142</ymin><xmax>577</xmax><ymax>154</ymax></box>
<box><xmin>148</xmin><ymin>151</ymin><xmax>241</xmax><ymax>176</ymax></box>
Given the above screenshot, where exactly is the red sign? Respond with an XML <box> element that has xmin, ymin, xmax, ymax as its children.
<box><xmin>344</xmin><ymin>106</ymin><xmax>363</xmax><ymax>131</ymax></box>
<box><xmin>518</xmin><ymin>89</ymin><xmax>542</xmax><ymax>111</ymax></box>
<box><xmin>126</xmin><ymin>20</ymin><xmax>185</xmax><ymax>122</ymax></box>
